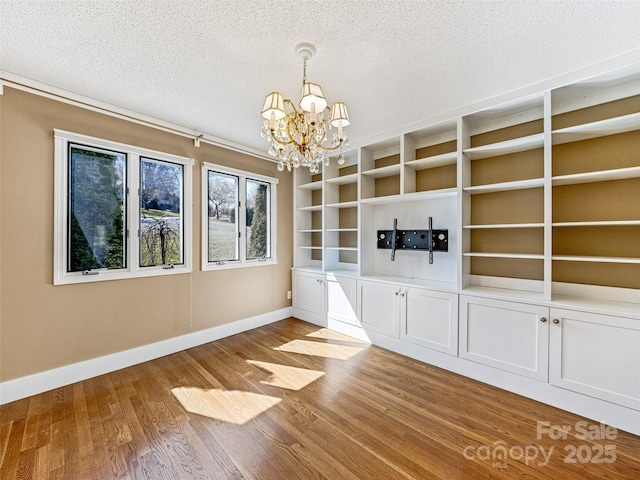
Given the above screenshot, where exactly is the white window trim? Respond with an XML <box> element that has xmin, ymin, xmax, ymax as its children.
<box><xmin>201</xmin><ymin>162</ymin><xmax>278</xmax><ymax>271</ymax></box>
<box><xmin>54</xmin><ymin>129</ymin><xmax>194</xmax><ymax>285</ymax></box>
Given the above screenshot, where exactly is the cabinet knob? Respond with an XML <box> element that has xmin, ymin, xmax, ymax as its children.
<box><xmin>553</xmin><ymin>318</ymin><xmax>560</xmax><ymax>324</ymax></box>
<box><xmin>540</xmin><ymin>317</ymin><xmax>547</xmax><ymax>323</ymax></box>
<box><xmin>394</xmin><ymin>291</ymin><xmax>399</xmax><ymax>296</ymax></box>
<box><xmin>400</xmin><ymin>293</ymin><xmax>405</xmax><ymax>297</ymax></box>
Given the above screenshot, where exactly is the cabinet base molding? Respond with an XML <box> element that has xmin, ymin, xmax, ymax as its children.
<box><xmin>292</xmin><ymin>307</ymin><xmax>327</xmax><ymax>328</ymax></box>
<box><xmin>315</xmin><ymin>316</ymin><xmax>640</xmax><ymax>437</ymax></box>
<box><xmin>327</xmin><ymin>317</ymin><xmax>371</xmax><ymax>343</ymax></box>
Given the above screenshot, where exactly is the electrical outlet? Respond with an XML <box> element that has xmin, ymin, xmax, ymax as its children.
<box><xmin>287</xmin><ymin>290</ymin><xmax>292</xmax><ymax>300</ymax></box>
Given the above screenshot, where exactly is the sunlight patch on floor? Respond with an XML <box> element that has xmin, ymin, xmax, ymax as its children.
<box><xmin>274</xmin><ymin>339</ymin><xmax>364</xmax><ymax>360</ymax></box>
<box><xmin>306</xmin><ymin>328</ymin><xmax>369</xmax><ymax>344</ymax></box>
<box><xmin>246</xmin><ymin>360</ymin><xmax>325</xmax><ymax>391</ymax></box>
<box><xmin>171</xmin><ymin>387</ymin><xmax>281</xmax><ymax>425</ymax></box>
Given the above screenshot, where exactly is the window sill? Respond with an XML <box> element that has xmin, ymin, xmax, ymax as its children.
<box><xmin>54</xmin><ymin>265</ymin><xmax>191</xmax><ymax>285</ymax></box>
<box><xmin>202</xmin><ymin>260</ymin><xmax>277</xmax><ymax>272</ymax></box>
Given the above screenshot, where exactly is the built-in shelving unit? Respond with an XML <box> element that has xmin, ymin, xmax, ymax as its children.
<box><xmin>323</xmin><ymin>151</ymin><xmax>360</xmax><ymax>271</ymax></box>
<box><xmin>459</xmin><ymin>92</ymin><xmax>547</xmax><ymax>294</ymax></box>
<box><xmin>294</xmin><ymin>167</ymin><xmax>324</xmax><ymax>268</ymax></box>
<box><xmin>550</xmin><ymin>71</ymin><xmax>640</xmax><ymax>292</ymax></box>
<box><xmin>292</xmin><ymin>60</ymin><xmax>640</xmax><ymax>304</ymax></box>
<box><xmin>360</xmin><ymin>137</ymin><xmax>402</xmax><ymax>202</ymax></box>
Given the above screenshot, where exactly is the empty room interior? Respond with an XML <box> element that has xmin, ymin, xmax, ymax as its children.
<box><xmin>1</xmin><ymin>1</ymin><xmax>640</xmax><ymax>479</ymax></box>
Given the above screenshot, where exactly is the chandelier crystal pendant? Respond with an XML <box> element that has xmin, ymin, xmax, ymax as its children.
<box><xmin>260</xmin><ymin>42</ymin><xmax>350</xmax><ymax>173</ymax></box>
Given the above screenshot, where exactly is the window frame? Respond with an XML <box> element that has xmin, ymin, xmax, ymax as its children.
<box><xmin>54</xmin><ymin>129</ymin><xmax>194</xmax><ymax>285</ymax></box>
<box><xmin>201</xmin><ymin>162</ymin><xmax>278</xmax><ymax>271</ymax></box>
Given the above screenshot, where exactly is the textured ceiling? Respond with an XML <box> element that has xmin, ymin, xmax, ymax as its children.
<box><xmin>1</xmin><ymin>1</ymin><xmax>640</xmax><ymax>157</ymax></box>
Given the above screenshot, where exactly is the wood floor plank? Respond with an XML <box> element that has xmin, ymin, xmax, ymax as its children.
<box><xmin>0</xmin><ymin>420</ymin><xmax>13</xmax><ymax>467</ymax></box>
<box><xmin>32</xmin><ymin>444</ymin><xmax>50</xmax><ymax>480</ymax></box>
<box><xmin>1</xmin><ymin>318</ymin><xmax>639</xmax><ymax>479</ymax></box>
<box><xmin>1</xmin><ymin>419</ymin><xmax>25</xmax><ymax>479</ymax></box>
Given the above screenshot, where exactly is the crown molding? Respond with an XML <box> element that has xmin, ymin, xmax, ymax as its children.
<box><xmin>0</xmin><ymin>70</ymin><xmax>273</xmax><ymax>162</ymax></box>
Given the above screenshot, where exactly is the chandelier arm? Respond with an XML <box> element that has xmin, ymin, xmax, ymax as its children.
<box><xmin>317</xmin><ymin>141</ymin><xmax>343</xmax><ymax>152</ymax></box>
<box><xmin>283</xmin><ymin>98</ymin><xmax>298</xmax><ymax>113</ymax></box>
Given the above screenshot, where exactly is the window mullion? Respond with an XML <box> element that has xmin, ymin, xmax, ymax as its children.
<box><xmin>239</xmin><ymin>176</ymin><xmax>247</xmax><ymax>264</ymax></box>
<box><xmin>130</xmin><ymin>153</ymin><xmax>140</xmax><ymax>274</ymax></box>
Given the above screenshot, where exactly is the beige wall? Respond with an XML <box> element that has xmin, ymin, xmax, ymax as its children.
<box><xmin>0</xmin><ymin>87</ymin><xmax>293</xmax><ymax>382</ymax></box>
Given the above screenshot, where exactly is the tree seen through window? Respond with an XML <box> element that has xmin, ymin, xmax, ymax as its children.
<box><xmin>139</xmin><ymin>158</ymin><xmax>183</xmax><ymax>266</ymax></box>
<box><xmin>68</xmin><ymin>145</ymin><xmax>126</xmax><ymax>272</ymax></box>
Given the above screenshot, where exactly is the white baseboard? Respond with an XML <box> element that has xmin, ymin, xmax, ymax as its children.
<box><xmin>0</xmin><ymin>307</ymin><xmax>292</xmax><ymax>405</ymax></box>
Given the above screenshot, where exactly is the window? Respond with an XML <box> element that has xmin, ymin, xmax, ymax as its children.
<box><xmin>202</xmin><ymin>162</ymin><xmax>277</xmax><ymax>270</ymax></box>
<box><xmin>139</xmin><ymin>158</ymin><xmax>185</xmax><ymax>267</ymax></box>
<box><xmin>54</xmin><ymin>130</ymin><xmax>193</xmax><ymax>284</ymax></box>
<box><xmin>207</xmin><ymin>171</ymin><xmax>239</xmax><ymax>263</ymax></box>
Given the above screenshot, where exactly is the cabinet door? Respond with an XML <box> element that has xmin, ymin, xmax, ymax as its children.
<box><xmin>358</xmin><ymin>280</ymin><xmax>400</xmax><ymax>338</ymax></box>
<box><xmin>459</xmin><ymin>296</ymin><xmax>549</xmax><ymax>381</ymax></box>
<box><xmin>402</xmin><ymin>288</ymin><xmax>458</xmax><ymax>356</ymax></box>
<box><xmin>292</xmin><ymin>271</ymin><xmax>325</xmax><ymax>314</ymax></box>
<box><xmin>550</xmin><ymin>309</ymin><xmax>640</xmax><ymax>411</ymax></box>
<box><xmin>326</xmin><ymin>276</ymin><xmax>359</xmax><ymax>326</ymax></box>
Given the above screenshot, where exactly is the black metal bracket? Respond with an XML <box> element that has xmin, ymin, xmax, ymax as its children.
<box><xmin>377</xmin><ymin>217</ymin><xmax>448</xmax><ymax>264</ymax></box>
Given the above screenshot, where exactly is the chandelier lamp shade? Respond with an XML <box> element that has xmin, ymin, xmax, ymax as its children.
<box><xmin>260</xmin><ymin>42</ymin><xmax>350</xmax><ymax>173</ymax></box>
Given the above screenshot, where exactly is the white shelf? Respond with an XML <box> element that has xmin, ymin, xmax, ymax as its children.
<box><xmin>325</xmin><ymin>173</ymin><xmax>359</xmax><ymax>185</ymax></box>
<box><xmin>326</xmin><ymin>247</ymin><xmax>359</xmax><ymax>251</ymax></box>
<box><xmin>553</xmin><ymin>255</ymin><xmax>640</xmax><ymax>264</ymax></box>
<box><xmin>463</xmin><ymin>133</ymin><xmax>544</xmax><ymax>160</ymax></box>
<box><xmin>553</xmin><ymin>220</ymin><xmax>640</xmax><ymax>227</ymax></box>
<box><xmin>361</xmin><ymin>188</ymin><xmax>457</xmax><ymax>205</ymax></box>
<box><xmin>405</xmin><ymin>152</ymin><xmax>457</xmax><ymax>170</ymax></box>
<box><xmin>464</xmin><ymin>252</ymin><xmax>544</xmax><ymax>260</ymax></box>
<box><xmin>325</xmin><ymin>201</ymin><xmax>359</xmax><ymax>209</ymax></box>
<box><xmin>326</xmin><ymin>228</ymin><xmax>358</xmax><ymax>232</ymax></box>
<box><xmin>361</xmin><ymin>164</ymin><xmax>402</xmax><ymax>178</ymax></box>
<box><xmin>463</xmin><ymin>178</ymin><xmax>544</xmax><ymax>195</ymax></box>
<box><xmin>298</xmin><ymin>229</ymin><xmax>323</xmax><ymax>233</ymax></box>
<box><xmin>552</xmin><ymin>166</ymin><xmax>640</xmax><ymax>186</ymax></box>
<box><xmin>552</xmin><ymin>112</ymin><xmax>640</xmax><ymax>144</ymax></box>
<box><xmin>297</xmin><ymin>205</ymin><xmax>323</xmax><ymax>212</ymax></box>
<box><xmin>297</xmin><ymin>180</ymin><xmax>323</xmax><ymax>190</ymax></box>
<box><xmin>403</xmin><ymin>188</ymin><xmax>458</xmax><ymax>201</ymax></box>
<box><xmin>464</xmin><ymin>223</ymin><xmax>544</xmax><ymax>229</ymax></box>
<box><xmin>298</xmin><ymin>246</ymin><xmax>323</xmax><ymax>250</ymax></box>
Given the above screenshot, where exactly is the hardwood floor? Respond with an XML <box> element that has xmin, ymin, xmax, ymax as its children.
<box><xmin>1</xmin><ymin>318</ymin><xmax>639</xmax><ymax>479</ymax></box>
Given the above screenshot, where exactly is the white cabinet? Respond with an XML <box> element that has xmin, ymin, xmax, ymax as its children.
<box><xmin>549</xmin><ymin>308</ymin><xmax>640</xmax><ymax>411</ymax></box>
<box><xmin>292</xmin><ymin>270</ymin><xmax>326</xmax><ymax>315</ymax></box>
<box><xmin>402</xmin><ymin>288</ymin><xmax>458</xmax><ymax>356</ymax></box>
<box><xmin>326</xmin><ymin>275</ymin><xmax>359</xmax><ymax>326</ymax></box>
<box><xmin>459</xmin><ymin>296</ymin><xmax>549</xmax><ymax>381</ymax></box>
<box><xmin>357</xmin><ymin>280</ymin><xmax>401</xmax><ymax>338</ymax></box>
<box><xmin>358</xmin><ymin>280</ymin><xmax>459</xmax><ymax>351</ymax></box>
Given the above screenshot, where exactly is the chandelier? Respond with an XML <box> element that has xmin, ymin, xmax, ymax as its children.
<box><xmin>260</xmin><ymin>42</ymin><xmax>350</xmax><ymax>173</ymax></box>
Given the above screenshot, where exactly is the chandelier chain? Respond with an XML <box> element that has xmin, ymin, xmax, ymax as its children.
<box><xmin>302</xmin><ymin>59</ymin><xmax>307</xmax><ymax>85</ymax></box>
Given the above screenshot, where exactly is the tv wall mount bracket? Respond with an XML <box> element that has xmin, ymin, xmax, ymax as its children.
<box><xmin>377</xmin><ymin>217</ymin><xmax>448</xmax><ymax>264</ymax></box>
